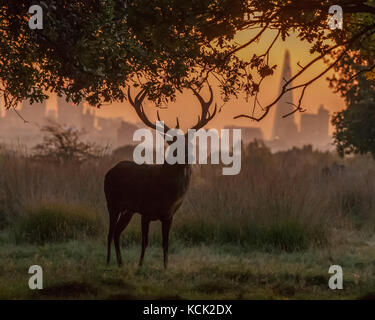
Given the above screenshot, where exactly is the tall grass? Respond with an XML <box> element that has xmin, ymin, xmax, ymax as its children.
<box><xmin>13</xmin><ymin>203</ymin><xmax>103</xmax><ymax>244</ymax></box>
<box><xmin>0</xmin><ymin>142</ymin><xmax>374</xmax><ymax>251</ymax></box>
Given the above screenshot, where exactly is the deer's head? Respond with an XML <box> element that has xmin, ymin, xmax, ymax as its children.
<box><xmin>128</xmin><ymin>85</ymin><xmax>217</xmax><ymax>164</ymax></box>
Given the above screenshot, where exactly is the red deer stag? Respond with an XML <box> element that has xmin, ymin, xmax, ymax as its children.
<box><xmin>105</xmin><ymin>86</ymin><xmax>216</xmax><ymax>268</ymax></box>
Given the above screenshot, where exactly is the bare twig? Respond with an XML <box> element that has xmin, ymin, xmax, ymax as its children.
<box><xmin>234</xmin><ymin>23</ymin><xmax>375</xmax><ymax>121</ymax></box>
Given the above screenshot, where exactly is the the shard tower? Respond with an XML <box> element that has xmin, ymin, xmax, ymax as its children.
<box><xmin>272</xmin><ymin>50</ymin><xmax>298</xmax><ymax>142</ymax></box>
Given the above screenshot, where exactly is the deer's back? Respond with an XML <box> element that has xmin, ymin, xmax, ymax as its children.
<box><xmin>104</xmin><ymin>161</ymin><xmax>191</xmax><ymax>220</ymax></box>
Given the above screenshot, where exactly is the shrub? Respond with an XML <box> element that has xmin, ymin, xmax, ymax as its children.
<box><xmin>32</xmin><ymin>121</ymin><xmax>108</xmax><ymax>165</ymax></box>
<box><xmin>14</xmin><ymin>204</ymin><xmax>103</xmax><ymax>244</ymax></box>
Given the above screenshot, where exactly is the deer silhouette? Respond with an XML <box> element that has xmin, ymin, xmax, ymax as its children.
<box><xmin>105</xmin><ymin>86</ymin><xmax>216</xmax><ymax>268</ymax></box>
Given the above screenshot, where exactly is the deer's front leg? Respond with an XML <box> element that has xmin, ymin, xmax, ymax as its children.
<box><xmin>161</xmin><ymin>218</ymin><xmax>173</xmax><ymax>269</ymax></box>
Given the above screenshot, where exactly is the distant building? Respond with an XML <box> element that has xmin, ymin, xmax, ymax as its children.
<box><xmin>272</xmin><ymin>50</ymin><xmax>299</xmax><ymax>145</ymax></box>
<box><xmin>0</xmin><ymin>101</ymin><xmax>43</xmax><ymax>146</ymax></box>
<box><xmin>81</xmin><ymin>108</ymin><xmax>95</xmax><ymax>132</ymax></box>
<box><xmin>92</xmin><ymin>116</ymin><xmax>124</xmax><ymax>147</ymax></box>
<box><xmin>224</xmin><ymin>126</ymin><xmax>263</xmax><ymax>144</ymax></box>
<box><xmin>269</xmin><ymin>50</ymin><xmax>332</xmax><ymax>151</ymax></box>
<box><xmin>57</xmin><ymin>96</ymin><xmax>83</xmax><ymax>128</ymax></box>
<box><xmin>0</xmin><ymin>95</ymin><xmax>139</xmax><ymax>150</ymax></box>
<box><xmin>117</xmin><ymin>121</ymin><xmax>140</xmax><ymax>146</ymax></box>
<box><xmin>300</xmin><ymin>105</ymin><xmax>330</xmax><ymax>146</ymax></box>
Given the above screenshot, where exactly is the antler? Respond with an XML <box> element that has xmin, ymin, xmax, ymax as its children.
<box><xmin>128</xmin><ymin>86</ymin><xmax>179</xmax><ymax>134</ymax></box>
<box><xmin>128</xmin><ymin>85</ymin><xmax>216</xmax><ymax>134</ymax></box>
<box><xmin>190</xmin><ymin>85</ymin><xmax>217</xmax><ymax>131</ymax></box>
<box><xmin>128</xmin><ymin>87</ymin><xmax>155</xmax><ymax>130</ymax></box>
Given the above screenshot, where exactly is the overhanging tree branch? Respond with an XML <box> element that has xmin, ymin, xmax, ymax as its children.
<box><xmin>234</xmin><ymin>23</ymin><xmax>375</xmax><ymax>121</ymax></box>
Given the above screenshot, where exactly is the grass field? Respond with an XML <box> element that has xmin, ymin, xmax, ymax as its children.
<box><xmin>0</xmin><ymin>142</ymin><xmax>375</xmax><ymax>299</ymax></box>
<box><xmin>0</xmin><ymin>235</ymin><xmax>375</xmax><ymax>299</ymax></box>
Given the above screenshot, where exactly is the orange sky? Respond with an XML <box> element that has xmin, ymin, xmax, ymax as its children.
<box><xmin>45</xmin><ymin>29</ymin><xmax>345</xmax><ymax>139</ymax></box>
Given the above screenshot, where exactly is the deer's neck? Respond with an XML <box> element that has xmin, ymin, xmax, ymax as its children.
<box><xmin>162</xmin><ymin>162</ymin><xmax>191</xmax><ymax>171</ymax></box>
<box><xmin>162</xmin><ymin>162</ymin><xmax>191</xmax><ymax>179</ymax></box>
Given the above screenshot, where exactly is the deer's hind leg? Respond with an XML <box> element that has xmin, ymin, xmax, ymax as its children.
<box><xmin>139</xmin><ymin>216</ymin><xmax>150</xmax><ymax>267</ymax></box>
<box><xmin>162</xmin><ymin>218</ymin><xmax>173</xmax><ymax>269</ymax></box>
<box><xmin>114</xmin><ymin>211</ymin><xmax>134</xmax><ymax>267</ymax></box>
<box><xmin>107</xmin><ymin>204</ymin><xmax>120</xmax><ymax>264</ymax></box>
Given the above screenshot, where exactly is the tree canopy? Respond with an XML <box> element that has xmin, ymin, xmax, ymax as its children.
<box><xmin>331</xmin><ymin>49</ymin><xmax>375</xmax><ymax>158</ymax></box>
<box><xmin>1</xmin><ymin>0</ymin><xmax>375</xmax><ymax>123</ymax></box>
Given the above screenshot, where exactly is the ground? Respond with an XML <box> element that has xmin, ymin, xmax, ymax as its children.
<box><xmin>1</xmin><ymin>234</ymin><xmax>374</xmax><ymax>300</ymax></box>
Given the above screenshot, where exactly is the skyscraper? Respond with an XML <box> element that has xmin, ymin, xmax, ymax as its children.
<box><xmin>272</xmin><ymin>50</ymin><xmax>298</xmax><ymax>142</ymax></box>
<box><xmin>57</xmin><ymin>96</ymin><xmax>83</xmax><ymax>128</ymax></box>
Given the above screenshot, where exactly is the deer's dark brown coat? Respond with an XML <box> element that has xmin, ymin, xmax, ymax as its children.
<box><xmin>105</xmin><ymin>162</ymin><xmax>191</xmax><ymax>268</ymax></box>
<box><xmin>105</xmin><ymin>85</ymin><xmax>216</xmax><ymax>268</ymax></box>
